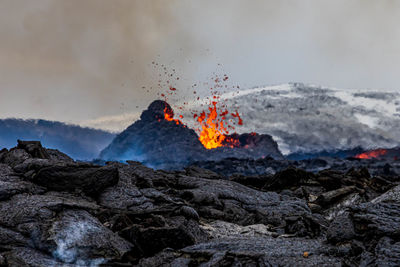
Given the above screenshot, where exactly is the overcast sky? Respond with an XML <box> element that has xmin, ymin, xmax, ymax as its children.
<box><xmin>1</xmin><ymin>0</ymin><xmax>400</xmax><ymax>130</ymax></box>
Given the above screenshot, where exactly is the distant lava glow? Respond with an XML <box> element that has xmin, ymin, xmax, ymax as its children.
<box><xmin>355</xmin><ymin>149</ymin><xmax>387</xmax><ymax>159</ymax></box>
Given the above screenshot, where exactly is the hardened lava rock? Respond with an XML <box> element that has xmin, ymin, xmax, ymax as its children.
<box><xmin>1</xmin><ymin>141</ymin><xmax>400</xmax><ymax>265</ymax></box>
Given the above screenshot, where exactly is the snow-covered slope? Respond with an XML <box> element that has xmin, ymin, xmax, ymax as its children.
<box><xmin>180</xmin><ymin>83</ymin><xmax>400</xmax><ymax>154</ymax></box>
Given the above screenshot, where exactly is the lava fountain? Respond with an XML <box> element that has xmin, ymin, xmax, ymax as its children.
<box><xmin>158</xmin><ymin>73</ymin><xmax>243</xmax><ymax>150</ymax></box>
<box><xmin>194</xmin><ymin>101</ymin><xmax>242</xmax><ymax>149</ymax></box>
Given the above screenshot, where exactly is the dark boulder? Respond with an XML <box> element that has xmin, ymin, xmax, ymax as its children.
<box><xmin>0</xmin><ymin>163</ymin><xmax>45</xmax><ymax>201</ymax></box>
<box><xmin>17</xmin><ymin>140</ymin><xmax>49</xmax><ymax>159</ymax></box>
<box><xmin>179</xmin><ymin>206</ymin><xmax>200</xmax><ymax>221</ymax></box>
<box><xmin>326</xmin><ymin>212</ymin><xmax>356</xmax><ymax>244</ymax></box>
<box><xmin>98</xmin><ymin>163</ymin><xmax>172</xmax><ymax>213</ymax></box>
<box><xmin>0</xmin><ymin>140</ymin><xmax>74</xmax><ymax>170</ymax></box>
<box><xmin>121</xmin><ymin>216</ymin><xmax>207</xmax><ymax>258</ymax></box>
<box><xmin>263</xmin><ymin>167</ymin><xmax>315</xmax><ymax>191</ymax></box>
<box><xmin>48</xmin><ymin>210</ymin><xmax>132</xmax><ymax>264</ymax></box>
<box><xmin>174</xmin><ymin>174</ymin><xmax>317</xmax><ymax>235</ymax></box>
<box><xmin>0</xmin><ymin>148</ymin><xmax>31</xmax><ymax>167</ymax></box>
<box><xmin>315</xmin><ymin>186</ymin><xmax>357</xmax><ymax>207</ymax></box>
<box><xmin>351</xmin><ymin>202</ymin><xmax>400</xmax><ymax>239</ymax></box>
<box><xmin>184</xmin><ymin>166</ymin><xmax>220</xmax><ymax>180</ymax></box>
<box><xmin>230</xmin><ymin>173</ymin><xmax>272</xmax><ymax>189</ymax></box>
<box><xmin>0</xmin><ymin>192</ymin><xmax>99</xmax><ymax>230</ymax></box>
<box><xmin>33</xmin><ymin>165</ymin><xmax>119</xmax><ymax>196</ymax></box>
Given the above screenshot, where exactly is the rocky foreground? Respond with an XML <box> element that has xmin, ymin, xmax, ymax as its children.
<box><xmin>1</xmin><ymin>142</ymin><xmax>400</xmax><ymax>266</ymax></box>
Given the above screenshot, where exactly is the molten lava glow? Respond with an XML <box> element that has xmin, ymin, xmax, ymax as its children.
<box><xmin>164</xmin><ymin>107</ymin><xmax>173</xmax><ymax>121</ymax></box>
<box><xmin>163</xmin><ymin>107</ymin><xmax>183</xmax><ymax>126</ymax></box>
<box><xmin>153</xmin><ymin>65</ymin><xmax>244</xmax><ymax>149</ymax></box>
<box><xmin>197</xmin><ymin>102</ymin><xmax>228</xmax><ymax>149</ymax></box>
<box><xmin>195</xmin><ymin>101</ymin><xmax>242</xmax><ymax>149</ymax></box>
<box><xmin>355</xmin><ymin>149</ymin><xmax>387</xmax><ymax>159</ymax></box>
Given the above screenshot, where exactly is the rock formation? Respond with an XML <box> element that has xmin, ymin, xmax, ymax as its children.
<box><xmin>100</xmin><ymin>100</ymin><xmax>283</xmax><ymax>169</ymax></box>
<box><xmin>1</xmin><ymin>141</ymin><xmax>400</xmax><ymax>265</ymax></box>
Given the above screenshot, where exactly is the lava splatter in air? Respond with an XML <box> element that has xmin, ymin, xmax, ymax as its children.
<box><xmin>151</xmin><ymin>62</ymin><xmax>243</xmax><ymax>149</ymax></box>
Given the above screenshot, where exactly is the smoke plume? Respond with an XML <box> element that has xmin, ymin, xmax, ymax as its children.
<box><xmin>1</xmin><ymin>0</ymin><xmax>400</xmax><ymax>129</ymax></box>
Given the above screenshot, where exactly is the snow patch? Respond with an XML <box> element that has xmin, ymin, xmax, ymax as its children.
<box><xmin>354</xmin><ymin>113</ymin><xmax>379</xmax><ymax>129</ymax></box>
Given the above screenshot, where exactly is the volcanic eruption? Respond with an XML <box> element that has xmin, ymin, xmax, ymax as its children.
<box><xmin>99</xmin><ymin>100</ymin><xmax>283</xmax><ymax>168</ymax></box>
<box><xmin>155</xmin><ymin>71</ymin><xmax>245</xmax><ymax>151</ymax></box>
<box><xmin>162</xmin><ymin>99</ymin><xmax>244</xmax><ymax>150</ymax></box>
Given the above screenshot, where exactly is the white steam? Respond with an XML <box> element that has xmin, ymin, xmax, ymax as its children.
<box><xmin>52</xmin><ymin>221</ymin><xmax>105</xmax><ymax>266</ymax></box>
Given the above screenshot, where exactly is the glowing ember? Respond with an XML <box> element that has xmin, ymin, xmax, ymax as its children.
<box><xmin>355</xmin><ymin>149</ymin><xmax>387</xmax><ymax>159</ymax></box>
<box><xmin>231</xmin><ymin>111</ymin><xmax>243</xmax><ymax>125</ymax></box>
<box><xmin>224</xmin><ymin>136</ymin><xmax>241</xmax><ymax>148</ymax></box>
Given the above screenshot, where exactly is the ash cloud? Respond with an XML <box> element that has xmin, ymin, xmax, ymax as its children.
<box><xmin>0</xmin><ymin>0</ymin><xmax>400</xmax><ymax>128</ymax></box>
<box><xmin>0</xmin><ymin>0</ymin><xmax>193</xmax><ymax>122</ymax></box>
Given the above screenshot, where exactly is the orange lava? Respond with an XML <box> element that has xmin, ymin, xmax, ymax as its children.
<box><xmin>152</xmin><ymin>63</ymin><xmax>243</xmax><ymax>149</ymax></box>
<box><xmin>163</xmin><ymin>107</ymin><xmax>183</xmax><ymax>126</ymax></box>
<box><xmin>195</xmin><ymin>101</ymin><xmax>242</xmax><ymax>149</ymax></box>
<box><xmin>196</xmin><ymin>102</ymin><xmax>228</xmax><ymax>149</ymax></box>
<box><xmin>355</xmin><ymin>149</ymin><xmax>387</xmax><ymax>159</ymax></box>
<box><xmin>231</xmin><ymin>111</ymin><xmax>243</xmax><ymax>125</ymax></box>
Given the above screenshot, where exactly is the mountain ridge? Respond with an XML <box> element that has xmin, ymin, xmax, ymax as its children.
<box><xmin>0</xmin><ymin>118</ymin><xmax>115</xmax><ymax>159</ymax></box>
<box><xmin>180</xmin><ymin>83</ymin><xmax>400</xmax><ymax>154</ymax></box>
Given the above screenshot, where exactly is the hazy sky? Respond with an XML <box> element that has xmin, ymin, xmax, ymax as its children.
<box><xmin>1</xmin><ymin>0</ymin><xmax>400</xmax><ymax>130</ymax></box>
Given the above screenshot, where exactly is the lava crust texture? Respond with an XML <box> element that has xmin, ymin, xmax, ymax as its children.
<box><xmin>1</xmin><ymin>142</ymin><xmax>400</xmax><ymax>266</ymax></box>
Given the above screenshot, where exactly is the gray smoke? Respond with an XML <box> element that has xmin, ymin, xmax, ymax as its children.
<box><xmin>1</xmin><ymin>0</ymin><xmax>400</xmax><ymax>127</ymax></box>
<box><xmin>181</xmin><ymin>83</ymin><xmax>400</xmax><ymax>154</ymax></box>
